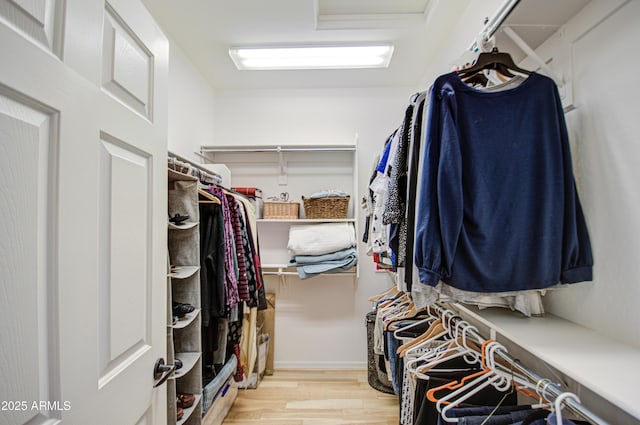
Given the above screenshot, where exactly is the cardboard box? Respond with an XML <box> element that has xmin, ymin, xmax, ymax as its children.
<box><xmin>257</xmin><ymin>293</ymin><xmax>275</xmax><ymax>375</ymax></box>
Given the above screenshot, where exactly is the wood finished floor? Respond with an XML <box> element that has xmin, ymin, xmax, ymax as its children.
<box><xmin>217</xmin><ymin>369</ymin><xmax>399</xmax><ymax>425</ymax></box>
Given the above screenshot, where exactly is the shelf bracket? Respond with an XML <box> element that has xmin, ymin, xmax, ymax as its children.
<box><xmin>501</xmin><ymin>26</ymin><xmax>564</xmax><ymax>87</ymax></box>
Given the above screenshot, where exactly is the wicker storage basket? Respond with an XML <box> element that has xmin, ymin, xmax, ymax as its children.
<box><xmin>302</xmin><ymin>196</ymin><xmax>349</xmax><ymax>219</ymax></box>
<box><xmin>263</xmin><ymin>201</ymin><xmax>299</xmax><ymax>219</ymax></box>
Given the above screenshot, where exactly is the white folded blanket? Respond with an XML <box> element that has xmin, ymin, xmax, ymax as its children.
<box><xmin>287</xmin><ymin>222</ymin><xmax>356</xmax><ymax>256</ymax></box>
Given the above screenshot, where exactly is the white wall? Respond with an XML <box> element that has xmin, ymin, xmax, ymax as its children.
<box><xmin>211</xmin><ymin>87</ymin><xmax>413</xmax><ymax>367</ymax></box>
<box><xmin>541</xmin><ymin>0</ymin><xmax>640</xmax><ymax>349</ymax></box>
<box><xmin>167</xmin><ymin>41</ymin><xmax>216</xmax><ymax>162</ymax></box>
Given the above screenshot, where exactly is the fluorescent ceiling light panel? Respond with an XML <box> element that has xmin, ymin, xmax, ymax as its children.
<box><xmin>229</xmin><ymin>44</ymin><xmax>394</xmax><ymax>70</ymax></box>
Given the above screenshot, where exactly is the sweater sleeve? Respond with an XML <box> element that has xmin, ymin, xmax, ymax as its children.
<box><xmin>414</xmin><ymin>85</ymin><xmax>464</xmax><ymax>285</ymax></box>
<box><xmin>554</xmin><ymin>87</ymin><xmax>594</xmax><ymax>283</ymax></box>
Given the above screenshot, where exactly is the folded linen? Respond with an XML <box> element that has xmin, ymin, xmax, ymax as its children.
<box><xmin>290</xmin><ymin>247</ymin><xmax>358</xmax><ymax>279</ymax></box>
<box><xmin>309</xmin><ymin>189</ymin><xmax>349</xmax><ymax>199</ymax></box>
<box><xmin>292</xmin><ymin>247</ymin><xmax>357</xmax><ymax>265</ymax></box>
<box><xmin>287</xmin><ymin>222</ymin><xmax>356</xmax><ymax>256</ymax></box>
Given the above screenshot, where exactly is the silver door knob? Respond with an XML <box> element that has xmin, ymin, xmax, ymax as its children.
<box><xmin>153</xmin><ymin>358</ymin><xmax>176</xmax><ymax>388</ymax></box>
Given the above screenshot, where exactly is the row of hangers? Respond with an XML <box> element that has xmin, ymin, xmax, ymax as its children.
<box><xmin>168</xmin><ymin>155</ymin><xmax>221</xmax><ymax>186</ymax></box>
<box><xmin>370</xmin><ymin>288</ymin><xmax>596</xmax><ymax>424</ymax></box>
<box><xmin>407</xmin><ymin>46</ymin><xmax>533</xmax><ymax>110</ymax></box>
<box><xmin>168</xmin><ymin>154</ymin><xmax>253</xmax><ymax>207</ymax></box>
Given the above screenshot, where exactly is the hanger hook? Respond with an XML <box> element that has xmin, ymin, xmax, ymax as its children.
<box><xmin>443</xmin><ymin>310</ymin><xmax>456</xmax><ymax>335</ymax></box>
<box><xmin>461</xmin><ymin>323</ymin><xmax>478</xmax><ymax>350</ymax></box>
<box><xmin>439</xmin><ymin>310</ymin><xmax>452</xmax><ymax>333</ymax></box>
<box><xmin>554</xmin><ymin>392</ymin><xmax>581</xmax><ymax>425</ymax></box>
<box><xmin>453</xmin><ymin>319</ymin><xmax>467</xmax><ymax>341</ymax></box>
<box><xmin>486</xmin><ymin>341</ymin><xmax>506</xmax><ymax>370</ymax></box>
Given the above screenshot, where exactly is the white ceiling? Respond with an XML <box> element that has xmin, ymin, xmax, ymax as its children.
<box><xmin>140</xmin><ymin>0</ymin><xmax>591</xmax><ymax>90</ymax></box>
<box><xmin>140</xmin><ymin>0</ymin><xmax>470</xmax><ymax>90</ymax></box>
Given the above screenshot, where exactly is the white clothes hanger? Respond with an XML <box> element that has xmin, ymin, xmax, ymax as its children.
<box><xmin>410</xmin><ymin>321</ymin><xmax>476</xmax><ymax>368</ymax></box>
<box><xmin>392</xmin><ymin>315</ymin><xmax>436</xmax><ymax>340</ymax></box>
<box><xmin>436</xmin><ymin>342</ymin><xmax>513</xmax><ymax>422</ymax></box>
<box><xmin>552</xmin><ymin>392</ymin><xmax>581</xmax><ymax>425</ymax></box>
<box><xmin>413</xmin><ymin>323</ymin><xmax>483</xmax><ymax>374</ymax></box>
<box><xmin>377</xmin><ymin>293</ymin><xmax>410</xmax><ymax>317</ymax></box>
<box><xmin>401</xmin><ymin>320</ymin><xmax>449</xmax><ymax>359</ymax></box>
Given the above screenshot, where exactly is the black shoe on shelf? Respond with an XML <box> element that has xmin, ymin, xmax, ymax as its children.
<box><xmin>172</xmin><ymin>302</ymin><xmax>195</xmax><ymax>318</ymax></box>
<box><xmin>169</xmin><ymin>213</ymin><xmax>190</xmax><ymax>225</ymax></box>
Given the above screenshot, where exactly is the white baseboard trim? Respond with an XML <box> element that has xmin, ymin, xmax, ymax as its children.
<box><xmin>274</xmin><ymin>361</ymin><xmax>367</xmax><ymax>370</ymax></box>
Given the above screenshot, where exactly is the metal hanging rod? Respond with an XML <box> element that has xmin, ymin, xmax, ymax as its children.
<box><xmin>485</xmin><ymin>0</ymin><xmax>521</xmax><ymax>41</ymax></box>
<box><xmin>200</xmin><ymin>145</ymin><xmax>356</xmax><ymax>154</ymax></box>
<box><xmin>429</xmin><ymin>303</ymin><xmax>608</xmax><ymax>425</ymax></box>
<box><xmin>471</xmin><ymin>0</ymin><xmax>521</xmax><ymax>50</ymax></box>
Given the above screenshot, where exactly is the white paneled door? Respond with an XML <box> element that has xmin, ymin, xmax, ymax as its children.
<box><xmin>0</xmin><ymin>0</ymin><xmax>169</xmax><ymax>424</ymax></box>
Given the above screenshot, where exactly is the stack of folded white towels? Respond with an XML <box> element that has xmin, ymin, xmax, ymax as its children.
<box><xmin>287</xmin><ymin>222</ymin><xmax>357</xmax><ymax>279</ymax></box>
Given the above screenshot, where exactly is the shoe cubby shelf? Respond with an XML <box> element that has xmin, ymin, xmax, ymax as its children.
<box><xmin>168</xmin><ymin>266</ymin><xmax>200</xmax><ymax>280</ymax></box>
<box><xmin>174</xmin><ymin>352</ymin><xmax>201</xmax><ymax>379</ymax></box>
<box><xmin>168</xmin><ymin>168</ymin><xmax>203</xmax><ymax>425</ymax></box>
<box><xmin>177</xmin><ymin>394</ymin><xmax>202</xmax><ymax>425</ymax></box>
<box><xmin>173</xmin><ymin>309</ymin><xmax>200</xmax><ymax>330</ymax></box>
<box><xmin>169</xmin><ymin>221</ymin><xmax>199</xmax><ymax>230</ymax></box>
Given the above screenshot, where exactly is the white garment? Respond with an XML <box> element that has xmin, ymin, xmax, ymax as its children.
<box><xmin>370</xmin><ymin>132</ymin><xmax>399</xmax><ymax>255</ymax></box>
<box><xmin>287</xmin><ymin>222</ymin><xmax>356</xmax><ymax>256</ymax></box>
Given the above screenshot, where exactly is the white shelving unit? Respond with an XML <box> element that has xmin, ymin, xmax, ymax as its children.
<box><xmin>202</xmin><ymin>139</ymin><xmax>359</xmax><ymax>281</ymax></box>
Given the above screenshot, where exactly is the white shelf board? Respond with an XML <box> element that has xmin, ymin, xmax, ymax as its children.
<box><xmin>168</xmin><ymin>266</ymin><xmax>200</xmax><ymax>280</ymax></box>
<box><xmin>176</xmin><ymin>393</ymin><xmax>202</xmax><ymax>425</ymax></box>
<box><xmin>263</xmin><ymin>271</ymin><xmax>357</xmax><ymax>277</ymax></box>
<box><xmin>174</xmin><ymin>352</ymin><xmax>201</xmax><ymax>379</ymax></box>
<box><xmin>261</xmin><ymin>263</ymin><xmax>293</xmax><ymax>269</ymax></box>
<box><xmin>455</xmin><ymin>305</ymin><xmax>640</xmax><ymax>420</ymax></box>
<box><xmin>168</xmin><ymin>221</ymin><xmax>198</xmax><ymax>230</ymax></box>
<box><xmin>173</xmin><ymin>309</ymin><xmax>200</xmax><ymax>330</ymax></box>
<box><xmin>261</xmin><ymin>263</ymin><xmax>357</xmax><ymax>277</ymax></box>
<box><xmin>257</xmin><ymin>218</ymin><xmax>355</xmax><ymax>223</ymax></box>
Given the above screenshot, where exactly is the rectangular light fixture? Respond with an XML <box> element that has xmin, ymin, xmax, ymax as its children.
<box><xmin>228</xmin><ymin>44</ymin><xmax>394</xmax><ymax>70</ymax></box>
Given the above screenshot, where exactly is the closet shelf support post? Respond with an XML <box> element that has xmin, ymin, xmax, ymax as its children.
<box><xmin>501</xmin><ymin>26</ymin><xmax>564</xmax><ymax>87</ymax></box>
<box><xmin>277</xmin><ymin>146</ymin><xmax>288</xmax><ymax>185</ymax></box>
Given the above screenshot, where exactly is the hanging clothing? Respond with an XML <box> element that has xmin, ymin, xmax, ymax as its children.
<box><xmin>384</xmin><ymin>104</ymin><xmax>414</xmax><ymax>268</ymax></box>
<box><xmin>208</xmin><ymin>186</ymin><xmax>241</xmax><ymax>307</ymax></box>
<box><xmin>404</xmin><ymin>91</ymin><xmax>429</xmax><ymax>290</ymax></box>
<box><xmin>226</xmin><ymin>194</ymin><xmax>250</xmax><ymax>302</ymax></box>
<box><xmin>414</xmin><ymin>71</ymin><xmax>593</xmax><ymax>293</ymax></box>
<box><xmin>199</xmin><ymin>201</ymin><xmax>227</xmax><ymax>321</ymax></box>
<box><xmin>370</xmin><ymin>134</ymin><xmax>397</xmax><ymax>257</ymax></box>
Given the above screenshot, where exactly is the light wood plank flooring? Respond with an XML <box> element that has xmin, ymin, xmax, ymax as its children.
<box><xmin>216</xmin><ymin>369</ymin><xmax>399</xmax><ymax>425</ymax></box>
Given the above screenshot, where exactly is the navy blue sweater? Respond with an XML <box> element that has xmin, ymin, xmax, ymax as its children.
<box><xmin>415</xmin><ymin>72</ymin><xmax>593</xmax><ymax>292</ymax></box>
